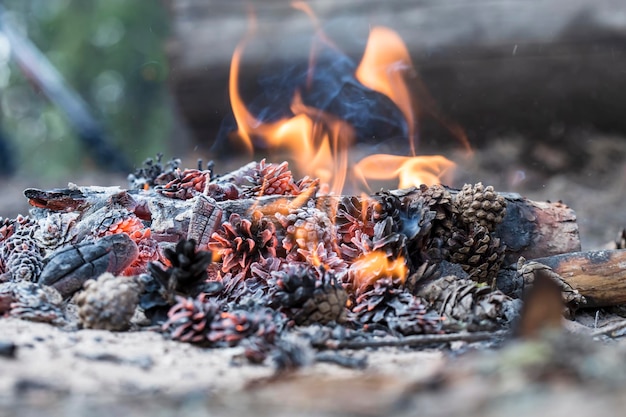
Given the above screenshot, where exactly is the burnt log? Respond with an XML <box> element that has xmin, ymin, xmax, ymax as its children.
<box><xmin>24</xmin><ymin>185</ymin><xmax>580</xmax><ymax>267</ymax></box>
<box><xmin>529</xmin><ymin>250</ymin><xmax>626</xmax><ymax>308</ymax></box>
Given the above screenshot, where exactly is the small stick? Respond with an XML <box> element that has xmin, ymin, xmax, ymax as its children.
<box><xmin>591</xmin><ymin>320</ymin><xmax>626</xmax><ymax>338</ymax></box>
<box><xmin>320</xmin><ymin>330</ymin><xmax>509</xmax><ymax>350</ymax></box>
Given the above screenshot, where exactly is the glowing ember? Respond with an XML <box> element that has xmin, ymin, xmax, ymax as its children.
<box><xmin>228</xmin><ymin>4</ymin><xmax>460</xmax><ymax>193</ymax></box>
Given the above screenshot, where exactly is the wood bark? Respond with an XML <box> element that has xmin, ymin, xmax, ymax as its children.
<box><xmin>529</xmin><ymin>250</ymin><xmax>626</xmax><ymax>308</ymax></box>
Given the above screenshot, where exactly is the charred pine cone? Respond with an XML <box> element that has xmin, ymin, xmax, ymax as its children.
<box><xmin>350</xmin><ymin>277</ymin><xmax>440</xmax><ymax>334</ymax></box>
<box><xmin>335</xmin><ymin>196</ymin><xmax>378</xmax><ymax>247</ymax></box>
<box><xmin>446</xmin><ymin>225</ymin><xmax>505</xmax><ymax>286</ymax></box>
<box><xmin>209</xmin><ymin>211</ymin><xmax>277</xmax><ymax>275</ymax></box>
<box><xmin>0</xmin><ymin>281</ymin><xmax>64</xmax><ymax>324</ymax></box>
<box><xmin>417</xmin><ymin>275</ymin><xmax>515</xmax><ymax>331</ymax></box>
<box><xmin>127</xmin><ymin>153</ymin><xmax>181</xmax><ymax>190</ymax></box>
<box><xmin>455</xmin><ymin>182</ymin><xmax>507</xmax><ymax>232</ymax></box>
<box><xmin>0</xmin><ymin>225</ymin><xmax>44</xmax><ymax>283</ymax></box>
<box><xmin>162</xmin><ymin>293</ymin><xmax>221</xmax><ymax>344</ymax></box>
<box><xmin>148</xmin><ymin>239</ymin><xmax>215</xmax><ymax>300</ymax></box>
<box><xmin>269</xmin><ymin>264</ymin><xmax>347</xmax><ymax>325</ymax></box>
<box><xmin>209</xmin><ymin>308</ymin><xmax>283</xmax><ymax>347</ymax></box>
<box><xmin>33</xmin><ymin>212</ymin><xmax>78</xmax><ymax>251</ymax></box>
<box><xmin>76</xmin><ymin>273</ymin><xmax>142</xmax><ymax>331</ymax></box>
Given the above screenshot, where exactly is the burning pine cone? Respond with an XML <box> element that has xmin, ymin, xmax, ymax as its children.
<box><xmin>76</xmin><ymin>273</ymin><xmax>142</xmax><ymax>331</ymax></box>
<box><xmin>275</xmin><ymin>204</ymin><xmax>338</xmax><ymax>260</ymax></box>
<box><xmin>148</xmin><ymin>239</ymin><xmax>214</xmax><ymax>299</ymax></box>
<box><xmin>241</xmin><ymin>160</ymin><xmax>301</xmax><ymax>197</ymax></box>
<box><xmin>455</xmin><ymin>182</ymin><xmax>507</xmax><ymax>232</ymax></box>
<box><xmin>209</xmin><ymin>211</ymin><xmax>277</xmax><ymax>275</ymax></box>
<box><xmin>269</xmin><ymin>264</ymin><xmax>348</xmax><ymax>325</ymax></box>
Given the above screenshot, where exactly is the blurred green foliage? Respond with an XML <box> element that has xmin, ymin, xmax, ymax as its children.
<box><xmin>0</xmin><ymin>0</ymin><xmax>171</xmax><ymax>179</ymax></box>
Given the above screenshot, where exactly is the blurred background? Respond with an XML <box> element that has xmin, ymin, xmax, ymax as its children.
<box><xmin>1</xmin><ymin>0</ymin><xmax>626</xmax><ymax>248</ymax></box>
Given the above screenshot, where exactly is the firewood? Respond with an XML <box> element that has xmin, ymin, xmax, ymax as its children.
<box><xmin>25</xmin><ymin>184</ymin><xmax>580</xmax><ymax>264</ymax></box>
<box><xmin>526</xmin><ymin>250</ymin><xmax>626</xmax><ymax>308</ymax></box>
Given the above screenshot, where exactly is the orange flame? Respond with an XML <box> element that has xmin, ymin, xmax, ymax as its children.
<box><xmin>356</xmin><ymin>27</ymin><xmax>417</xmax><ymax>155</ymax></box>
<box><xmin>228</xmin><ymin>5</ymin><xmax>463</xmax><ymax>194</ymax></box>
<box><xmin>350</xmin><ymin>251</ymin><xmax>407</xmax><ymax>292</ymax></box>
<box><xmin>353</xmin><ymin>154</ymin><xmax>456</xmax><ymax>189</ymax></box>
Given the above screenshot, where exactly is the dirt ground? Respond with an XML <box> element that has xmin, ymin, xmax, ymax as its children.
<box><xmin>2</xmin><ymin>130</ymin><xmax>626</xmax><ymax>416</ymax></box>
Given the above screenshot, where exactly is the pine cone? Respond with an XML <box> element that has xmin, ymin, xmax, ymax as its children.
<box><xmin>92</xmin><ymin>208</ymin><xmax>145</xmax><ymax>237</ymax></box>
<box><xmin>384</xmin><ymin>293</ymin><xmax>442</xmax><ymax>335</ymax></box>
<box><xmin>455</xmin><ymin>182</ymin><xmax>507</xmax><ymax>232</ymax></box>
<box><xmin>350</xmin><ymin>277</ymin><xmax>405</xmax><ymax>325</ymax></box>
<box><xmin>156</xmin><ymin>168</ymin><xmax>210</xmax><ymax>200</ymax></box>
<box><xmin>418</xmin><ymin>184</ymin><xmax>456</xmax><ymax>244</ymax></box>
<box><xmin>137</xmin><ymin>273</ymin><xmax>171</xmax><ymax>325</ymax></box>
<box><xmin>349</xmin><ymin>218</ymin><xmax>408</xmax><ymax>261</ymax></box>
<box><xmin>275</xmin><ymin>204</ymin><xmax>338</xmax><ymax>258</ymax></box>
<box><xmin>76</xmin><ymin>273</ymin><xmax>141</xmax><ymax>331</ymax></box>
<box><xmin>347</xmin><ymin>248</ymin><xmax>407</xmax><ymax>297</ymax></box>
<box><xmin>417</xmin><ymin>275</ymin><xmax>513</xmax><ymax>331</ymax></box>
<box><xmin>241</xmin><ymin>160</ymin><xmax>300</xmax><ymax>197</ymax></box>
<box><xmin>270</xmin><ymin>265</ymin><xmax>347</xmax><ymax>325</ymax></box>
<box><xmin>0</xmin><ymin>281</ymin><xmax>63</xmax><ymax>324</ymax></box>
<box><xmin>127</xmin><ymin>153</ymin><xmax>181</xmax><ymax>190</ymax></box>
<box><xmin>162</xmin><ymin>293</ymin><xmax>220</xmax><ymax>344</ymax></box>
<box><xmin>209</xmin><ymin>211</ymin><xmax>277</xmax><ymax>275</ymax></box>
<box><xmin>1</xmin><ymin>228</ymin><xmax>44</xmax><ymax>282</ymax></box>
<box><xmin>33</xmin><ymin>212</ymin><xmax>77</xmax><ymax>251</ymax></box>
<box><xmin>208</xmin><ymin>308</ymin><xmax>282</xmax><ymax>347</ymax></box>
<box><xmin>372</xmin><ymin>191</ymin><xmax>403</xmax><ymax>226</ymax></box>
<box><xmin>336</xmin><ymin>196</ymin><xmax>377</xmax><ymax>246</ymax></box>
<box><xmin>148</xmin><ymin>239</ymin><xmax>213</xmax><ymax>298</ymax></box>
<box><xmin>123</xmin><ymin>229</ymin><xmax>159</xmax><ymax>275</ymax></box>
<box><xmin>447</xmin><ymin>225</ymin><xmax>506</xmax><ymax>285</ymax></box>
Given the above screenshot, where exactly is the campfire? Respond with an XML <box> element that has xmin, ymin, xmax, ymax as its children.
<box><xmin>0</xmin><ymin>3</ymin><xmax>621</xmax><ymax>368</ymax></box>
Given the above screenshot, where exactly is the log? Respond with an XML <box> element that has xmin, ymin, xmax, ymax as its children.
<box><xmin>165</xmin><ymin>0</ymin><xmax>626</xmax><ymax>152</ymax></box>
<box><xmin>529</xmin><ymin>250</ymin><xmax>626</xmax><ymax>308</ymax></box>
<box><xmin>24</xmin><ymin>185</ymin><xmax>581</xmax><ymax>263</ymax></box>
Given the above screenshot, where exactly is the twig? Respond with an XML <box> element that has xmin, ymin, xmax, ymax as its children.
<box><xmin>314</xmin><ymin>351</ymin><xmax>368</xmax><ymax>369</ymax></box>
<box><xmin>591</xmin><ymin>320</ymin><xmax>626</xmax><ymax>338</ymax></box>
<box><xmin>319</xmin><ymin>330</ymin><xmax>509</xmax><ymax>350</ymax></box>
